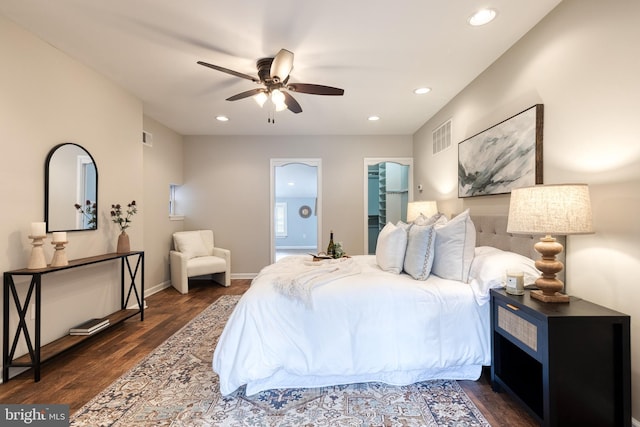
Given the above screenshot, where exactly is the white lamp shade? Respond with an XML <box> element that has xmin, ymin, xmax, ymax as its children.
<box><xmin>507</xmin><ymin>184</ymin><xmax>593</xmax><ymax>235</ymax></box>
<box><xmin>407</xmin><ymin>201</ymin><xmax>438</xmax><ymax>223</ymax></box>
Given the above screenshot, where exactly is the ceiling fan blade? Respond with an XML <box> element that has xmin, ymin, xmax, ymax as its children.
<box><xmin>283</xmin><ymin>92</ymin><xmax>302</xmax><ymax>114</ymax></box>
<box><xmin>197</xmin><ymin>61</ymin><xmax>259</xmax><ymax>83</ymax></box>
<box><xmin>226</xmin><ymin>88</ymin><xmax>265</xmax><ymax>101</ymax></box>
<box><xmin>270</xmin><ymin>49</ymin><xmax>294</xmax><ymax>83</ymax></box>
<box><xmin>287</xmin><ymin>83</ymin><xmax>344</xmax><ymax>96</ymax></box>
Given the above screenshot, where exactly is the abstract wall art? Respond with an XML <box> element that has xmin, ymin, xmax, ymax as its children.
<box><xmin>458</xmin><ymin>104</ymin><xmax>543</xmax><ymax>198</ymax></box>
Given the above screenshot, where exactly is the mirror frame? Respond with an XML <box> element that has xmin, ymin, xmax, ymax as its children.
<box><xmin>45</xmin><ymin>142</ymin><xmax>99</xmax><ymax>232</ymax></box>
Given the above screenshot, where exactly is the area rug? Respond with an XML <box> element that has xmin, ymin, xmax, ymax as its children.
<box><xmin>71</xmin><ymin>295</ymin><xmax>490</xmax><ymax>426</ymax></box>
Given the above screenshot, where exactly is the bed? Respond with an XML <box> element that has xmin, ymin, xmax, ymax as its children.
<box><xmin>213</xmin><ymin>213</ymin><xmax>553</xmax><ymax>396</ymax></box>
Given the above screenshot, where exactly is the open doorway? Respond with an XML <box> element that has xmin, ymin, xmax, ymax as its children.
<box><xmin>364</xmin><ymin>158</ymin><xmax>413</xmax><ymax>254</ymax></box>
<box><xmin>270</xmin><ymin>159</ymin><xmax>321</xmax><ymax>263</ymax></box>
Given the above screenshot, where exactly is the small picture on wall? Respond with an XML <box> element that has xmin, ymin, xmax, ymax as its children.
<box><xmin>458</xmin><ymin>104</ymin><xmax>543</xmax><ymax>198</ymax></box>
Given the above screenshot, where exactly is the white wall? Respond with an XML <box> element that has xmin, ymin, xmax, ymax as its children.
<box><xmin>414</xmin><ymin>0</ymin><xmax>640</xmax><ymax>418</ymax></box>
<box><xmin>182</xmin><ymin>135</ymin><xmax>413</xmax><ymax>275</ymax></box>
<box><xmin>0</xmin><ymin>14</ymin><xmax>144</xmax><ymax>370</ymax></box>
<box><xmin>142</xmin><ymin>116</ymin><xmax>185</xmax><ymax>291</ymax></box>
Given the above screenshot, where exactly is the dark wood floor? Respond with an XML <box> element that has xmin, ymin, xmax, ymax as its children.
<box><xmin>0</xmin><ymin>279</ymin><xmax>537</xmax><ymax>426</ymax></box>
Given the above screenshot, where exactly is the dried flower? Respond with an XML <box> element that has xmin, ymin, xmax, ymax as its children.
<box><xmin>111</xmin><ymin>200</ymin><xmax>137</xmax><ymax>232</ymax></box>
<box><xmin>74</xmin><ymin>200</ymin><xmax>97</xmax><ymax>229</ymax></box>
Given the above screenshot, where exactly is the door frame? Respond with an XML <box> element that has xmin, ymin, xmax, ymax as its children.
<box><xmin>270</xmin><ymin>158</ymin><xmax>322</xmax><ymax>264</ymax></box>
<box><xmin>363</xmin><ymin>157</ymin><xmax>413</xmax><ymax>254</ymax></box>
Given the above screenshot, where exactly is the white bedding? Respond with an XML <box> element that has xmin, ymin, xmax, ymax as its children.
<box><xmin>213</xmin><ymin>255</ymin><xmax>492</xmax><ymax>396</ymax></box>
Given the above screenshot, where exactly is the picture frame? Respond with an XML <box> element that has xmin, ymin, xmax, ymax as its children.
<box><xmin>458</xmin><ymin>104</ymin><xmax>543</xmax><ymax>198</ymax></box>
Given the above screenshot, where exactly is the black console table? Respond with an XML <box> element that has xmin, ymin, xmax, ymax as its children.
<box><xmin>490</xmin><ymin>289</ymin><xmax>630</xmax><ymax>426</ymax></box>
<box><xmin>3</xmin><ymin>251</ymin><xmax>144</xmax><ymax>382</ymax></box>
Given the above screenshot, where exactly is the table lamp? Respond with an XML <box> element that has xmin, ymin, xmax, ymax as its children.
<box><xmin>507</xmin><ymin>184</ymin><xmax>593</xmax><ymax>303</ymax></box>
<box><xmin>407</xmin><ymin>201</ymin><xmax>438</xmax><ymax>223</ymax></box>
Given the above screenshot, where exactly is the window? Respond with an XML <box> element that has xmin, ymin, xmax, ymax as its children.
<box><xmin>274</xmin><ymin>202</ymin><xmax>287</xmax><ymax>237</ymax></box>
<box><xmin>169</xmin><ymin>184</ymin><xmax>184</xmax><ymax>220</ymax></box>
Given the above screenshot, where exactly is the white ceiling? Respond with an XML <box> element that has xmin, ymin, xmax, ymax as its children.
<box><xmin>0</xmin><ymin>0</ymin><xmax>561</xmax><ymax>136</ymax></box>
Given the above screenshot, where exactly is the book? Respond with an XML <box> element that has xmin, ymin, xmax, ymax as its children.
<box><xmin>69</xmin><ymin>322</ymin><xmax>110</xmax><ymax>335</ymax></box>
<box><xmin>69</xmin><ymin>318</ymin><xmax>109</xmax><ymax>334</ymax></box>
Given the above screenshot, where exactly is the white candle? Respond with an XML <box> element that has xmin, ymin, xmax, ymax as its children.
<box><xmin>506</xmin><ymin>269</ymin><xmax>525</xmax><ymax>295</ymax></box>
<box><xmin>31</xmin><ymin>222</ymin><xmax>46</xmax><ymax>237</ymax></box>
<box><xmin>52</xmin><ymin>232</ymin><xmax>67</xmax><ymax>242</ymax></box>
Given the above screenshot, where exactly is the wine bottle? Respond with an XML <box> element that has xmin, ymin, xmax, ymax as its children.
<box><xmin>327</xmin><ymin>230</ymin><xmax>335</xmax><ymax>257</ymax></box>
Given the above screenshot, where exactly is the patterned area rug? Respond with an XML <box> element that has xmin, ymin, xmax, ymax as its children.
<box><xmin>71</xmin><ymin>295</ymin><xmax>490</xmax><ymax>426</ymax></box>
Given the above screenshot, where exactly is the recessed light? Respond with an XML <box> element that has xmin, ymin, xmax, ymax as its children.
<box><xmin>414</xmin><ymin>87</ymin><xmax>431</xmax><ymax>95</ymax></box>
<box><xmin>368</xmin><ymin>116</ymin><xmax>380</xmax><ymax>121</ymax></box>
<box><xmin>468</xmin><ymin>8</ymin><xmax>497</xmax><ymax>26</ymax></box>
<box><xmin>215</xmin><ymin>115</ymin><xmax>229</xmax><ymax>122</ymax></box>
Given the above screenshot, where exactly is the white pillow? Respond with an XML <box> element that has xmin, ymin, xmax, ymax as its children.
<box><xmin>174</xmin><ymin>231</ymin><xmax>209</xmax><ymax>259</ymax></box>
<box><xmin>396</xmin><ymin>220</ymin><xmax>412</xmax><ymax>233</ymax></box>
<box><xmin>376</xmin><ymin>222</ymin><xmax>407</xmax><ymax>274</ymax></box>
<box><xmin>469</xmin><ymin>246</ymin><xmax>541</xmax><ymax>305</ymax></box>
<box><xmin>403</xmin><ymin>224</ymin><xmax>436</xmax><ymax>280</ymax></box>
<box><xmin>431</xmin><ymin>209</ymin><xmax>476</xmax><ymax>283</ymax></box>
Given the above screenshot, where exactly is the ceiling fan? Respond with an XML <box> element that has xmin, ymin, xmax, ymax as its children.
<box><xmin>197</xmin><ymin>49</ymin><xmax>344</xmax><ymax>114</ymax></box>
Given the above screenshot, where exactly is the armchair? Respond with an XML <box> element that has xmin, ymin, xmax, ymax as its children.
<box><xmin>170</xmin><ymin>230</ymin><xmax>231</xmax><ymax>294</ymax></box>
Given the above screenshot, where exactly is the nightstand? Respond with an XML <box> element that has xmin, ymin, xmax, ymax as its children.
<box><xmin>490</xmin><ymin>289</ymin><xmax>630</xmax><ymax>427</ymax></box>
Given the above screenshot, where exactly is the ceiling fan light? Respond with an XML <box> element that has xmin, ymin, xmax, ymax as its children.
<box><xmin>271</xmin><ymin>89</ymin><xmax>287</xmax><ymax>111</ymax></box>
<box><xmin>271</xmin><ymin>89</ymin><xmax>285</xmax><ymax>104</ymax></box>
<box><xmin>254</xmin><ymin>92</ymin><xmax>268</xmax><ymax>107</ymax></box>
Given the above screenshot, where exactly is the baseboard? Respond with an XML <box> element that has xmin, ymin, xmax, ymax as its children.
<box><xmin>231</xmin><ymin>273</ymin><xmax>257</xmax><ymax>280</ymax></box>
<box><xmin>276</xmin><ymin>246</ymin><xmax>316</xmax><ymax>250</ymax></box>
<box><xmin>124</xmin><ymin>281</ymin><xmax>171</xmax><ymax>310</ymax></box>
<box><xmin>145</xmin><ymin>280</ymin><xmax>172</xmax><ymax>297</ymax></box>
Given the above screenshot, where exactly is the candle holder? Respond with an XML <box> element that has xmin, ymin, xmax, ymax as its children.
<box><xmin>50</xmin><ymin>241</ymin><xmax>69</xmax><ymax>267</ymax></box>
<box><xmin>27</xmin><ymin>235</ymin><xmax>48</xmax><ymax>269</ymax></box>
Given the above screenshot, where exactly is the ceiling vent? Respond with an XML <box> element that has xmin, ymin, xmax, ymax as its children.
<box><xmin>142</xmin><ymin>130</ymin><xmax>153</xmax><ymax>147</ymax></box>
<box><xmin>432</xmin><ymin>119</ymin><xmax>451</xmax><ymax>155</ymax></box>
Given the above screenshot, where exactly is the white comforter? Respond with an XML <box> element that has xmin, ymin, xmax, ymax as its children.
<box><xmin>213</xmin><ymin>255</ymin><xmax>491</xmax><ymax>396</ymax></box>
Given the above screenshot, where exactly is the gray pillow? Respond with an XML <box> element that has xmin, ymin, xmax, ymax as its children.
<box><xmin>403</xmin><ymin>224</ymin><xmax>436</xmax><ymax>280</ymax></box>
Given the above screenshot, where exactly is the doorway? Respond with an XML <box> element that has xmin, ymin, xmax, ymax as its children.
<box><xmin>364</xmin><ymin>158</ymin><xmax>413</xmax><ymax>254</ymax></box>
<box><xmin>270</xmin><ymin>159</ymin><xmax>322</xmax><ymax>263</ymax></box>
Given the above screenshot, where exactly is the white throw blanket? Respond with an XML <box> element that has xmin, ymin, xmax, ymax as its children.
<box><xmin>261</xmin><ymin>256</ymin><xmax>360</xmax><ymax>308</ymax></box>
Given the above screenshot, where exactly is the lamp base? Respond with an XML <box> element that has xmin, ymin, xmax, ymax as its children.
<box><xmin>533</xmin><ymin>235</ymin><xmax>570</xmax><ymax>304</ymax></box>
<box><xmin>530</xmin><ymin>289</ymin><xmax>570</xmax><ymax>303</ymax></box>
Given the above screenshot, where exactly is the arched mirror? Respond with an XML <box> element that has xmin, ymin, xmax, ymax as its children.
<box><xmin>45</xmin><ymin>143</ymin><xmax>98</xmax><ymax>232</ymax></box>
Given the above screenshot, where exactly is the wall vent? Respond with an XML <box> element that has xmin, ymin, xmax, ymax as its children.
<box><xmin>432</xmin><ymin>119</ymin><xmax>452</xmax><ymax>155</ymax></box>
<box><xmin>142</xmin><ymin>130</ymin><xmax>153</xmax><ymax>147</ymax></box>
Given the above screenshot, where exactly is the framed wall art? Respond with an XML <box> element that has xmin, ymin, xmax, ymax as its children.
<box><xmin>458</xmin><ymin>104</ymin><xmax>543</xmax><ymax>198</ymax></box>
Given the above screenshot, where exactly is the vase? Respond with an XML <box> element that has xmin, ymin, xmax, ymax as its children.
<box><xmin>117</xmin><ymin>230</ymin><xmax>130</xmax><ymax>253</ymax></box>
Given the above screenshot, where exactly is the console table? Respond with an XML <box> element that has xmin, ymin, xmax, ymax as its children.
<box><xmin>3</xmin><ymin>251</ymin><xmax>144</xmax><ymax>382</ymax></box>
<box><xmin>490</xmin><ymin>289</ymin><xmax>630</xmax><ymax>426</ymax></box>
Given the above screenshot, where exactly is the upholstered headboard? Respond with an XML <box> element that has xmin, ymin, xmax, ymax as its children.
<box><xmin>471</xmin><ymin>215</ymin><xmax>566</xmax><ymax>266</ymax></box>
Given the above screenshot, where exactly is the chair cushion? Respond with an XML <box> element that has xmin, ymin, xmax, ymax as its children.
<box><xmin>187</xmin><ymin>255</ymin><xmax>227</xmax><ymax>277</ymax></box>
<box><xmin>174</xmin><ymin>231</ymin><xmax>209</xmax><ymax>259</ymax></box>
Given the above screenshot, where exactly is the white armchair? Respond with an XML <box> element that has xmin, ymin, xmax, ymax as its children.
<box><xmin>170</xmin><ymin>230</ymin><xmax>231</xmax><ymax>294</ymax></box>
